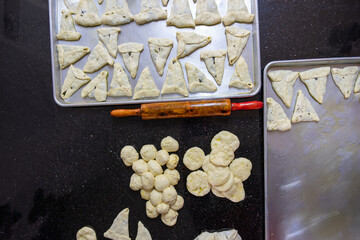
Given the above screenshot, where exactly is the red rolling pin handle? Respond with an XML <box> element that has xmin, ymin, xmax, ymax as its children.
<box><xmin>231</xmin><ymin>101</ymin><xmax>263</xmax><ymax>111</ymax></box>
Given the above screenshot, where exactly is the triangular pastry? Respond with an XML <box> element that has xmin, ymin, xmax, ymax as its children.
<box><xmin>134</xmin><ymin>0</ymin><xmax>167</xmax><ymax>25</ymax></box>
<box><xmin>74</xmin><ymin>0</ymin><xmax>101</xmax><ymax>27</ymax></box>
<box><xmin>291</xmin><ymin>90</ymin><xmax>320</xmax><ymax>123</ymax></box>
<box><xmin>185</xmin><ymin>62</ymin><xmax>217</xmax><ymax>92</ymax></box>
<box><xmin>355</xmin><ymin>73</ymin><xmax>360</xmax><ymax>93</ymax></box>
<box><xmin>133</xmin><ymin>67</ymin><xmax>160</xmax><ymax>99</ymax></box>
<box><xmin>81</xmin><ymin>70</ymin><xmax>108</xmax><ymax>102</ymax></box>
<box><xmin>266</xmin><ymin>98</ymin><xmax>291</xmax><ymax>131</ymax></box>
<box><xmin>161</xmin><ymin>0</ymin><xmax>169</xmax><ymax>6</ymax></box>
<box><xmin>108</xmin><ymin>63</ymin><xmax>132</xmax><ymax>97</ymax></box>
<box><xmin>331</xmin><ymin>66</ymin><xmax>359</xmax><ymax>98</ymax></box>
<box><xmin>176</xmin><ymin>32</ymin><xmax>211</xmax><ymax>59</ymax></box>
<box><xmin>64</xmin><ymin>0</ymin><xmax>80</xmax><ymax>14</ymax></box>
<box><xmin>83</xmin><ymin>42</ymin><xmax>114</xmax><ymax>73</ymax></box>
<box><xmin>225</xmin><ymin>27</ymin><xmax>250</xmax><ymax>65</ymax></box>
<box><xmin>61</xmin><ymin>65</ymin><xmax>91</xmax><ymax>99</ymax></box>
<box><xmin>167</xmin><ymin>0</ymin><xmax>195</xmax><ymax>28</ymax></box>
<box><xmin>98</xmin><ymin>0</ymin><xmax>104</xmax><ymax>4</ymax></box>
<box><xmin>56</xmin><ymin>10</ymin><xmax>81</xmax><ymax>41</ymax></box>
<box><xmin>104</xmin><ymin>208</ymin><xmax>131</xmax><ymax>240</ymax></box>
<box><xmin>195</xmin><ymin>0</ymin><xmax>222</xmax><ymax>26</ymax></box>
<box><xmin>118</xmin><ymin>42</ymin><xmax>144</xmax><ymax>78</ymax></box>
<box><xmin>97</xmin><ymin>27</ymin><xmax>121</xmax><ymax>58</ymax></box>
<box><xmin>102</xmin><ymin>0</ymin><xmax>134</xmax><ymax>26</ymax></box>
<box><xmin>299</xmin><ymin>67</ymin><xmax>330</xmax><ymax>104</ymax></box>
<box><xmin>223</xmin><ymin>0</ymin><xmax>255</xmax><ymax>25</ymax></box>
<box><xmin>57</xmin><ymin>45</ymin><xmax>90</xmax><ymax>70</ymax></box>
<box><xmin>200</xmin><ymin>50</ymin><xmax>226</xmax><ymax>85</ymax></box>
<box><xmin>161</xmin><ymin>58</ymin><xmax>189</xmax><ymax>96</ymax></box>
<box><xmin>148</xmin><ymin>38</ymin><xmax>173</xmax><ymax>76</ymax></box>
<box><xmin>267</xmin><ymin>70</ymin><xmax>299</xmax><ymax>108</ymax></box>
<box><xmin>229</xmin><ymin>56</ymin><xmax>253</xmax><ymax>89</ymax></box>
<box><xmin>135</xmin><ymin>222</ymin><xmax>152</xmax><ymax>240</ymax></box>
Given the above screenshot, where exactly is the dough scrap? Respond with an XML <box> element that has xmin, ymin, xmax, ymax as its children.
<box><xmin>135</xmin><ymin>0</ymin><xmax>167</xmax><ymax>25</ymax></box>
<box><xmin>130</xmin><ymin>173</ymin><xmax>143</xmax><ymax>191</ymax></box>
<box><xmin>207</xmin><ymin>164</ymin><xmax>230</xmax><ymax>187</ymax></box>
<box><xmin>140</xmin><ymin>144</ymin><xmax>157</xmax><ymax>161</ymax></box>
<box><xmin>161</xmin><ymin>58</ymin><xmax>189</xmax><ymax>96</ymax></box>
<box><xmin>77</xmin><ymin>226</ymin><xmax>97</xmax><ymax>240</ymax></box>
<box><xmin>57</xmin><ymin>10</ymin><xmax>81</xmax><ymax>41</ymax></box>
<box><xmin>355</xmin><ymin>73</ymin><xmax>360</xmax><ymax>93</ymax></box>
<box><xmin>141</xmin><ymin>172</ymin><xmax>155</xmax><ymax>190</ymax></box>
<box><xmin>74</xmin><ymin>0</ymin><xmax>101</xmax><ymax>27</ymax></box>
<box><xmin>177</xmin><ymin>32</ymin><xmax>212</xmax><ymax>59</ymax></box>
<box><xmin>195</xmin><ymin>0</ymin><xmax>222</xmax><ymax>26</ymax></box>
<box><xmin>120</xmin><ymin>145</ymin><xmax>139</xmax><ymax>166</ymax></box>
<box><xmin>166</xmin><ymin>154</ymin><xmax>179</xmax><ymax>170</ymax></box>
<box><xmin>154</xmin><ymin>174</ymin><xmax>171</xmax><ymax>191</ymax></box>
<box><xmin>118</xmin><ymin>42</ymin><xmax>144</xmax><ymax>78</ymax></box>
<box><xmin>148</xmin><ymin>160</ymin><xmax>163</xmax><ymax>176</ymax></box>
<box><xmin>81</xmin><ymin>71</ymin><xmax>108</xmax><ymax>102</ymax></box>
<box><xmin>108</xmin><ymin>63</ymin><xmax>132</xmax><ymax>97</ymax></box>
<box><xmin>132</xmin><ymin>159</ymin><xmax>149</xmax><ymax>174</ymax></box>
<box><xmin>331</xmin><ymin>66</ymin><xmax>359</xmax><ymax>98</ymax></box>
<box><xmin>97</xmin><ymin>28</ymin><xmax>121</xmax><ymax>58</ymax></box>
<box><xmin>148</xmin><ymin>38</ymin><xmax>173</xmax><ymax>76</ymax></box>
<box><xmin>229</xmin><ymin>56</ymin><xmax>254</xmax><ymax>90</ymax></box>
<box><xmin>229</xmin><ymin>158</ymin><xmax>252</xmax><ymax>182</ymax></box>
<box><xmin>185</xmin><ymin>63</ymin><xmax>217</xmax><ymax>93</ymax></box>
<box><xmin>64</xmin><ymin>0</ymin><xmax>80</xmax><ymax>13</ymax></box>
<box><xmin>223</xmin><ymin>178</ymin><xmax>245</xmax><ymax>203</ymax></box>
<box><xmin>266</xmin><ymin>97</ymin><xmax>291</xmax><ymax>131</ymax></box>
<box><xmin>211</xmin><ymin>131</ymin><xmax>240</xmax><ymax>152</ymax></box>
<box><xmin>83</xmin><ymin>42</ymin><xmax>114</xmax><ymax>73</ymax></box>
<box><xmin>161</xmin><ymin>136</ymin><xmax>179</xmax><ymax>152</ymax></box>
<box><xmin>267</xmin><ymin>70</ymin><xmax>299</xmax><ymax>108</ymax></box>
<box><xmin>146</xmin><ymin>201</ymin><xmax>159</xmax><ymax>218</ymax></box>
<box><xmin>102</xmin><ymin>0</ymin><xmax>134</xmax><ymax>26</ymax></box>
<box><xmin>161</xmin><ymin>0</ymin><xmax>169</xmax><ymax>6</ymax></box>
<box><xmin>161</xmin><ymin>209</ymin><xmax>178</xmax><ymax>226</ymax></box>
<box><xmin>156</xmin><ymin>150</ymin><xmax>170</xmax><ymax>166</ymax></box>
<box><xmin>183</xmin><ymin>147</ymin><xmax>206</xmax><ymax>170</ymax></box>
<box><xmin>299</xmin><ymin>67</ymin><xmax>330</xmax><ymax>104</ymax></box>
<box><xmin>135</xmin><ymin>222</ymin><xmax>152</xmax><ymax>240</ymax></box>
<box><xmin>162</xmin><ymin>185</ymin><xmax>178</xmax><ymax>205</ymax></box>
<box><xmin>167</xmin><ymin>0</ymin><xmax>195</xmax><ymax>28</ymax></box>
<box><xmin>104</xmin><ymin>208</ymin><xmax>130</xmax><ymax>240</ymax></box>
<box><xmin>223</xmin><ymin>0</ymin><xmax>255</xmax><ymax>25</ymax></box>
<box><xmin>164</xmin><ymin>169</ymin><xmax>180</xmax><ymax>186</ymax></box>
<box><xmin>133</xmin><ymin>67</ymin><xmax>160</xmax><ymax>100</ymax></box>
<box><xmin>61</xmin><ymin>65</ymin><xmax>91</xmax><ymax>99</ymax></box>
<box><xmin>171</xmin><ymin>195</ymin><xmax>184</xmax><ymax>210</ymax></box>
<box><xmin>200</xmin><ymin>50</ymin><xmax>227</xmax><ymax>85</ymax></box>
<box><xmin>225</xmin><ymin>27</ymin><xmax>250</xmax><ymax>65</ymax></box>
<box><xmin>187</xmin><ymin>170</ymin><xmax>211</xmax><ymax>197</ymax></box>
<box><xmin>57</xmin><ymin>45</ymin><xmax>90</xmax><ymax>70</ymax></box>
<box><xmin>291</xmin><ymin>90</ymin><xmax>320</xmax><ymax>123</ymax></box>
<box><xmin>209</xmin><ymin>145</ymin><xmax>234</xmax><ymax>167</ymax></box>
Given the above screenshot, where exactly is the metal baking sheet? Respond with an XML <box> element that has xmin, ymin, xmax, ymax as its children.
<box><xmin>49</xmin><ymin>0</ymin><xmax>261</xmax><ymax>107</ymax></box>
<box><xmin>264</xmin><ymin>58</ymin><xmax>360</xmax><ymax>240</ymax></box>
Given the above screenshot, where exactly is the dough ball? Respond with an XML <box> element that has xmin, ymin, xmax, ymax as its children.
<box><xmin>164</xmin><ymin>169</ymin><xmax>180</xmax><ymax>186</ymax></box>
<box><xmin>146</xmin><ymin>201</ymin><xmax>159</xmax><ymax>218</ymax></box>
<box><xmin>171</xmin><ymin>195</ymin><xmax>184</xmax><ymax>211</ymax></box>
<box><xmin>141</xmin><ymin>172</ymin><xmax>155</xmax><ymax>190</ymax></box>
<box><xmin>166</xmin><ymin>154</ymin><xmax>179</xmax><ymax>169</ymax></box>
<box><xmin>183</xmin><ymin>147</ymin><xmax>205</xmax><ymax>170</ymax></box>
<box><xmin>211</xmin><ymin>131</ymin><xmax>240</xmax><ymax>152</ymax></box>
<box><xmin>161</xmin><ymin>209</ymin><xmax>178</xmax><ymax>226</ymax></box>
<box><xmin>229</xmin><ymin>157</ymin><xmax>252</xmax><ymax>181</ymax></box>
<box><xmin>76</xmin><ymin>226</ymin><xmax>97</xmax><ymax>240</ymax></box>
<box><xmin>140</xmin><ymin>145</ymin><xmax>157</xmax><ymax>161</ymax></box>
<box><xmin>149</xmin><ymin>189</ymin><xmax>163</xmax><ymax>206</ymax></box>
<box><xmin>156</xmin><ymin>202</ymin><xmax>170</xmax><ymax>214</ymax></box>
<box><xmin>161</xmin><ymin>136</ymin><xmax>179</xmax><ymax>152</ymax></box>
<box><xmin>147</xmin><ymin>160</ymin><xmax>163</xmax><ymax>176</ymax></box>
<box><xmin>130</xmin><ymin>173</ymin><xmax>143</xmax><ymax>191</ymax></box>
<box><xmin>132</xmin><ymin>160</ymin><xmax>148</xmax><ymax>175</ymax></box>
<box><xmin>120</xmin><ymin>145</ymin><xmax>139</xmax><ymax>167</ymax></box>
<box><xmin>186</xmin><ymin>170</ymin><xmax>211</xmax><ymax>197</ymax></box>
<box><xmin>202</xmin><ymin>155</ymin><xmax>210</xmax><ymax>172</ymax></box>
<box><xmin>162</xmin><ymin>186</ymin><xmax>177</xmax><ymax>205</ymax></box>
<box><xmin>140</xmin><ymin>189</ymin><xmax>152</xmax><ymax>200</ymax></box>
<box><xmin>154</xmin><ymin>174</ymin><xmax>171</xmax><ymax>192</ymax></box>
<box><xmin>209</xmin><ymin>145</ymin><xmax>234</xmax><ymax>166</ymax></box>
<box><xmin>207</xmin><ymin>164</ymin><xmax>231</xmax><ymax>187</ymax></box>
<box><xmin>156</xmin><ymin>150</ymin><xmax>170</xmax><ymax>166</ymax></box>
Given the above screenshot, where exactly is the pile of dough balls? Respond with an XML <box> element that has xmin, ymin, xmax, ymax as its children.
<box><xmin>120</xmin><ymin>136</ymin><xmax>184</xmax><ymax>226</ymax></box>
<box><xmin>184</xmin><ymin>131</ymin><xmax>252</xmax><ymax>203</ymax></box>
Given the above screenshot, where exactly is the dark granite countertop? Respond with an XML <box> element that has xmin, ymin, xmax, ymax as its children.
<box><xmin>0</xmin><ymin>0</ymin><xmax>359</xmax><ymax>239</ymax></box>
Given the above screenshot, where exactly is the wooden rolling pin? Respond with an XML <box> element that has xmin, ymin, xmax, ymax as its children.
<box><xmin>111</xmin><ymin>99</ymin><xmax>263</xmax><ymax>120</ymax></box>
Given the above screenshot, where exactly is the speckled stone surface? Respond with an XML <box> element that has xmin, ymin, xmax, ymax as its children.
<box><xmin>0</xmin><ymin>0</ymin><xmax>359</xmax><ymax>239</ymax></box>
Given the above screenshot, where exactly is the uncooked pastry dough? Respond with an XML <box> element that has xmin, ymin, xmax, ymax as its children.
<box><xmin>133</xmin><ymin>67</ymin><xmax>160</xmax><ymax>100</ymax></box>
<box><xmin>167</xmin><ymin>0</ymin><xmax>195</xmax><ymax>28</ymax></box>
<box><xmin>154</xmin><ymin>174</ymin><xmax>171</xmax><ymax>191</ymax></box>
<box><xmin>229</xmin><ymin>56</ymin><xmax>254</xmax><ymax>90</ymax></box>
<box><xmin>140</xmin><ymin>144</ymin><xmax>157</xmax><ymax>161</ymax></box>
<box><xmin>64</xmin><ymin>0</ymin><xmax>80</xmax><ymax>14</ymax></box>
<box><xmin>83</xmin><ymin>42</ymin><xmax>114</xmax><ymax>73</ymax></box>
<box><xmin>207</xmin><ymin>164</ymin><xmax>230</xmax><ymax>186</ymax></box>
<box><xmin>161</xmin><ymin>58</ymin><xmax>189</xmax><ymax>96</ymax></box>
<box><xmin>77</xmin><ymin>226</ymin><xmax>97</xmax><ymax>240</ymax></box>
<box><xmin>81</xmin><ymin>71</ymin><xmax>108</xmax><ymax>102</ymax></box>
<box><xmin>291</xmin><ymin>90</ymin><xmax>320</xmax><ymax>123</ymax></box>
<box><xmin>156</xmin><ymin>202</ymin><xmax>170</xmax><ymax>214</ymax></box>
<box><xmin>141</xmin><ymin>189</ymin><xmax>152</xmax><ymax>200</ymax></box>
<box><xmin>130</xmin><ymin>173</ymin><xmax>143</xmax><ymax>191</ymax></box>
<box><xmin>98</xmin><ymin>0</ymin><xmax>103</xmax><ymax>4</ymax></box>
<box><xmin>266</xmin><ymin>97</ymin><xmax>291</xmax><ymax>131</ymax></box>
<box><xmin>57</xmin><ymin>10</ymin><xmax>81</xmax><ymax>41</ymax></box>
<box><xmin>141</xmin><ymin>172</ymin><xmax>155</xmax><ymax>190</ymax></box>
<box><xmin>61</xmin><ymin>65</ymin><xmax>91</xmax><ymax>99</ymax></box>
<box><xmin>229</xmin><ymin>157</ymin><xmax>252</xmax><ymax>181</ymax></box>
<box><xmin>162</xmin><ymin>186</ymin><xmax>178</xmax><ymax>205</ymax></box>
<box><xmin>211</xmin><ymin>187</ymin><xmax>226</xmax><ymax>198</ymax></box>
<box><xmin>156</xmin><ymin>150</ymin><xmax>170</xmax><ymax>166</ymax></box>
<box><xmin>209</xmin><ymin>145</ymin><xmax>234</xmax><ymax>167</ymax></box>
<box><xmin>166</xmin><ymin>154</ymin><xmax>179</xmax><ymax>170</ymax></box>
<box><xmin>161</xmin><ymin>209</ymin><xmax>178</xmax><ymax>226</ymax></box>
<box><xmin>108</xmin><ymin>63</ymin><xmax>132</xmax><ymax>97</ymax></box>
<box><xmin>299</xmin><ymin>67</ymin><xmax>330</xmax><ymax>104</ymax></box>
<box><xmin>183</xmin><ymin>147</ymin><xmax>206</xmax><ymax>170</ymax></box>
<box><xmin>104</xmin><ymin>208</ymin><xmax>130</xmax><ymax>240</ymax></box>
<box><xmin>331</xmin><ymin>66</ymin><xmax>359</xmax><ymax>98</ymax></box>
<box><xmin>135</xmin><ymin>222</ymin><xmax>152</xmax><ymax>240</ymax></box>
<box><xmin>161</xmin><ymin>136</ymin><xmax>179</xmax><ymax>152</ymax></box>
<box><xmin>132</xmin><ymin>159</ymin><xmax>149</xmax><ymax>174</ymax></box>
<box><xmin>102</xmin><ymin>0</ymin><xmax>134</xmax><ymax>26</ymax></box>
<box><xmin>185</xmin><ymin>63</ymin><xmax>217</xmax><ymax>93</ymax></box>
<box><xmin>134</xmin><ymin>0</ymin><xmax>167</xmax><ymax>25</ymax></box>
<box><xmin>177</xmin><ymin>32</ymin><xmax>211</xmax><ymax>59</ymax></box>
<box><xmin>195</xmin><ymin>229</ymin><xmax>242</xmax><ymax>240</ymax></box>
<box><xmin>146</xmin><ymin>200</ymin><xmax>159</xmax><ymax>218</ymax></box>
<box><xmin>147</xmin><ymin>160</ymin><xmax>163</xmax><ymax>176</ymax></box>
<box><xmin>148</xmin><ymin>38</ymin><xmax>173</xmax><ymax>76</ymax></box>
<box><xmin>171</xmin><ymin>195</ymin><xmax>184</xmax><ymax>210</ymax></box>
<box><xmin>211</xmin><ymin>130</ymin><xmax>240</xmax><ymax>152</ymax></box>
<box><xmin>202</xmin><ymin>155</ymin><xmax>210</xmax><ymax>172</ymax></box>
<box><xmin>75</xmin><ymin>0</ymin><xmax>101</xmax><ymax>27</ymax></box>
<box><xmin>118</xmin><ymin>42</ymin><xmax>144</xmax><ymax>78</ymax></box>
<box><xmin>97</xmin><ymin>28</ymin><xmax>121</xmax><ymax>58</ymax></box>
<box><xmin>162</xmin><ymin>0</ymin><xmax>169</xmax><ymax>6</ymax></box>
<box><xmin>355</xmin><ymin>73</ymin><xmax>360</xmax><ymax>93</ymax></box>
<box><xmin>164</xmin><ymin>169</ymin><xmax>180</xmax><ymax>186</ymax></box>
<box><xmin>213</xmin><ymin>173</ymin><xmax>233</xmax><ymax>192</ymax></box>
<box><xmin>150</xmin><ymin>189</ymin><xmax>163</xmax><ymax>206</ymax></box>
<box><xmin>223</xmin><ymin>0</ymin><xmax>255</xmax><ymax>25</ymax></box>
<box><xmin>120</xmin><ymin>145</ymin><xmax>139</xmax><ymax>166</ymax></box>
<box><xmin>57</xmin><ymin>45</ymin><xmax>90</xmax><ymax>70</ymax></box>
<box><xmin>225</xmin><ymin>27</ymin><xmax>250</xmax><ymax>65</ymax></box>
<box><xmin>186</xmin><ymin>170</ymin><xmax>211</xmax><ymax>197</ymax></box>
<box><xmin>223</xmin><ymin>178</ymin><xmax>245</xmax><ymax>203</ymax></box>
<box><xmin>195</xmin><ymin>0</ymin><xmax>222</xmax><ymax>26</ymax></box>
<box><xmin>200</xmin><ymin>50</ymin><xmax>226</xmax><ymax>85</ymax></box>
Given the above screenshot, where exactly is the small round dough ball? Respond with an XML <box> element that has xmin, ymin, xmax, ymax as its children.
<box><xmin>156</xmin><ymin>202</ymin><xmax>170</xmax><ymax>214</ymax></box>
<box><xmin>140</xmin><ymin>189</ymin><xmax>152</xmax><ymax>200</ymax></box>
<box><xmin>156</xmin><ymin>150</ymin><xmax>170</xmax><ymax>166</ymax></box>
<box><xmin>141</xmin><ymin>172</ymin><xmax>155</xmax><ymax>190</ymax></box>
<box><xmin>207</xmin><ymin>164</ymin><xmax>231</xmax><ymax>187</ymax></box>
<box><xmin>162</xmin><ymin>186</ymin><xmax>178</xmax><ymax>205</ymax></box>
<box><xmin>161</xmin><ymin>209</ymin><xmax>178</xmax><ymax>226</ymax></box>
<box><xmin>146</xmin><ymin>201</ymin><xmax>159</xmax><ymax>218</ymax></box>
<box><xmin>120</xmin><ymin>146</ymin><xmax>139</xmax><ymax>167</ymax></box>
<box><xmin>202</xmin><ymin>155</ymin><xmax>210</xmax><ymax>172</ymax></box>
<box><xmin>132</xmin><ymin>160</ymin><xmax>148</xmax><ymax>174</ymax></box>
<box><xmin>147</xmin><ymin>160</ymin><xmax>163</xmax><ymax>176</ymax></box>
<box><xmin>150</xmin><ymin>189</ymin><xmax>163</xmax><ymax>206</ymax></box>
<box><xmin>186</xmin><ymin>170</ymin><xmax>211</xmax><ymax>197</ymax></box>
<box><xmin>164</xmin><ymin>169</ymin><xmax>180</xmax><ymax>186</ymax></box>
<box><xmin>140</xmin><ymin>145</ymin><xmax>157</xmax><ymax>162</ymax></box>
<box><xmin>161</xmin><ymin>136</ymin><xmax>179</xmax><ymax>152</ymax></box>
<box><xmin>183</xmin><ymin>147</ymin><xmax>205</xmax><ymax>171</ymax></box>
<box><xmin>130</xmin><ymin>173</ymin><xmax>143</xmax><ymax>191</ymax></box>
<box><xmin>211</xmin><ymin>187</ymin><xmax>226</xmax><ymax>198</ymax></box>
<box><xmin>229</xmin><ymin>157</ymin><xmax>252</xmax><ymax>181</ymax></box>
<box><xmin>209</xmin><ymin>145</ymin><xmax>234</xmax><ymax>167</ymax></box>
<box><xmin>211</xmin><ymin>131</ymin><xmax>240</xmax><ymax>152</ymax></box>
<box><xmin>154</xmin><ymin>174</ymin><xmax>171</xmax><ymax>192</ymax></box>
<box><xmin>171</xmin><ymin>195</ymin><xmax>184</xmax><ymax>211</ymax></box>
<box><xmin>166</xmin><ymin>154</ymin><xmax>179</xmax><ymax>169</ymax></box>
<box><xmin>76</xmin><ymin>226</ymin><xmax>97</xmax><ymax>240</ymax></box>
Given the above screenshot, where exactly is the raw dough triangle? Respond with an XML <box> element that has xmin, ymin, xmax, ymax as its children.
<box><xmin>97</xmin><ymin>27</ymin><xmax>121</xmax><ymax>58</ymax></box>
<box><xmin>148</xmin><ymin>38</ymin><xmax>173</xmax><ymax>76</ymax></box>
<box><xmin>225</xmin><ymin>27</ymin><xmax>250</xmax><ymax>65</ymax></box>
<box><xmin>355</xmin><ymin>73</ymin><xmax>360</xmax><ymax>93</ymax></box>
<box><xmin>229</xmin><ymin>56</ymin><xmax>253</xmax><ymax>89</ymax></box>
<box><xmin>185</xmin><ymin>62</ymin><xmax>217</xmax><ymax>93</ymax></box>
<box><xmin>102</xmin><ymin>0</ymin><xmax>134</xmax><ymax>26</ymax></box>
<box><xmin>61</xmin><ymin>65</ymin><xmax>91</xmax><ymax>99</ymax></box>
<box><xmin>266</xmin><ymin>97</ymin><xmax>291</xmax><ymax>131</ymax></box>
<box><xmin>134</xmin><ymin>0</ymin><xmax>168</xmax><ymax>24</ymax></box>
<box><xmin>133</xmin><ymin>67</ymin><xmax>160</xmax><ymax>99</ymax></box>
<box><xmin>83</xmin><ymin>42</ymin><xmax>114</xmax><ymax>73</ymax></box>
<box><xmin>135</xmin><ymin>222</ymin><xmax>152</xmax><ymax>240</ymax></box>
<box><xmin>299</xmin><ymin>67</ymin><xmax>330</xmax><ymax>104</ymax></box>
<box><xmin>331</xmin><ymin>66</ymin><xmax>359</xmax><ymax>98</ymax></box>
<box><xmin>161</xmin><ymin>0</ymin><xmax>169</xmax><ymax>6</ymax></box>
<box><xmin>81</xmin><ymin>70</ymin><xmax>108</xmax><ymax>102</ymax></box>
<box><xmin>98</xmin><ymin>0</ymin><xmax>104</xmax><ymax>4</ymax></box>
<box><xmin>118</xmin><ymin>42</ymin><xmax>144</xmax><ymax>78</ymax></box>
<box><xmin>57</xmin><ymin>10</ymin><xmax>81</xmax><ymax>41</ymax></box>
<box><xmin>195</xmin><ymin>0</ymin><xmax>222</xmax><ymax>26</ymax></box>
<box><xmin>74</xmin><ymin>0</ymin><xmax>102</xmax><ymax>27</ymax></box>
<box><xmin>57</xmin><ymin>45</ymin><xmax>90</xmax><ymax>70</ymax></box>
<box><xmin>223</xmin><ymin>0</ymin><xmax>255</xmax><ymax>25</ymax></box>
<box><xmin>167</xmin><ymin>0</ymin><xmax>195</xmax><ymax>28</ymax></box>
<box><xmin>161</xmin><ymin>58</ymin><xmax>189</xmax><ymax>96</ymax></box>
<box><xmin>108</xmin><ymin>63</ymin><xmax>132</xmax><ymax>97</ymax></box>
<box><xmin>176</xmin><ymin>32</ymin><xmax>211</xmax><ymax>59</ymax></box>
<box><xmin>104</xmin><ymin>208</ymin><xmax>131</xmax><ymax>240</ymax></box>
<box><xmin>64</xmin><ymin>0</ymin><xmax>80</xmax><ymax>14</ymax></box>
<box><xmin>200</xmin><ymin>50</ymin><xmax>226</xmax><ymax>85</ymax></box>
<box><xmin>291</xmin><ymin>90</ymin><xmax>320</xmax><ymax>123</ymax></box>
<box><xmin>267</xmin><ymin>70</ymin><xmax>299</xmax><ymax>108</ymax></box>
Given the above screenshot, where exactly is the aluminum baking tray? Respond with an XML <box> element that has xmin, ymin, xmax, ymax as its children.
<box><xmin>49</xmin><ymin>0</ymin><xmax>261</xmax><ymax>107</ymax></box>
<box><xmin>264</xmin><ymin>58</ymin><xmax>360</xmax><ymax>240</ymax></box>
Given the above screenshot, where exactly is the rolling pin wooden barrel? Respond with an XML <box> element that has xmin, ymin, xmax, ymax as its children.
<box><xmin>111</xmin><ymin>99</ymin><xmax>263</xmax><ymax>120</ymax></box>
